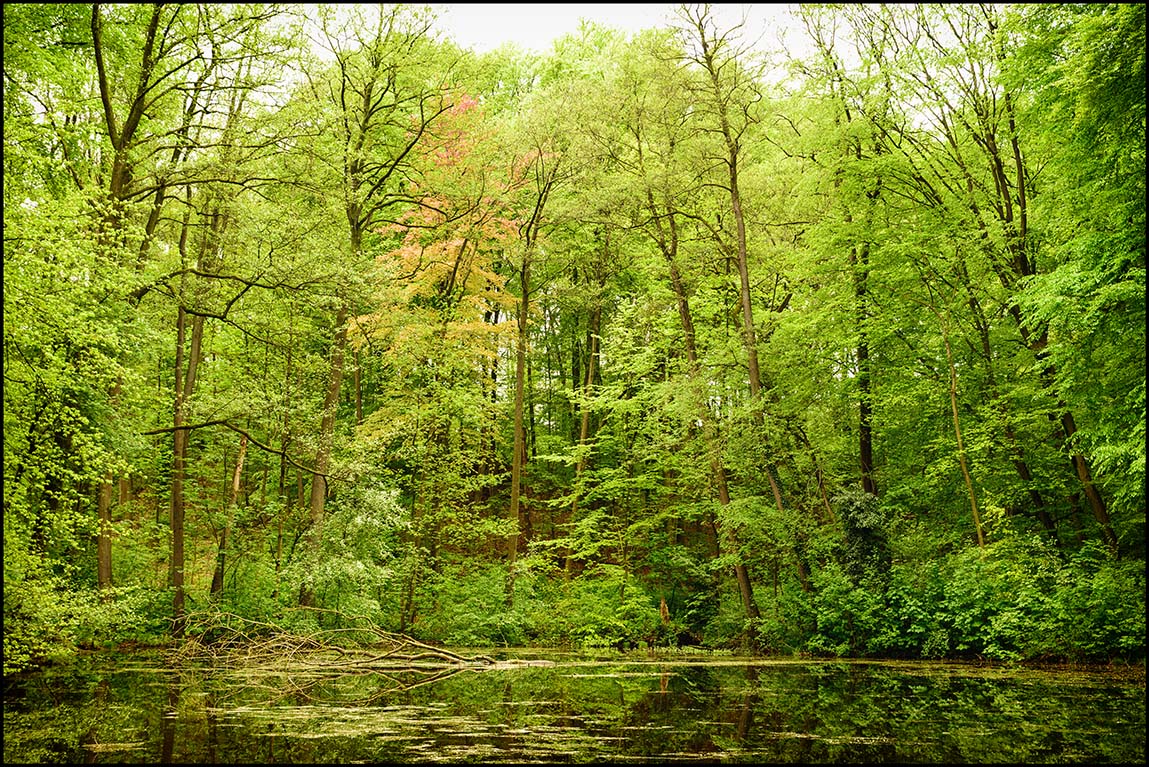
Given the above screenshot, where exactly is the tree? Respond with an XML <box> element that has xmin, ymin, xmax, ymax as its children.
<box><xmin>497</xmin><ymin>94</ymin><xmax>569</xmax><ymax>607</ymax></box>
<box><xmin>289</xmin><ymin>4</ymin><xmax>455</xmax><ymax>606</ymax></box>
<box><xmin>677</xmin><ymin>2</ymin><xmax>780</xmax><ymax>620</ymax></box>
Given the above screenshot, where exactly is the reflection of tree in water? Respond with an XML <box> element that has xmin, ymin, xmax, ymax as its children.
<box><xmin>160</xmin><ymin>683</ymin><xmax>177</xmax><ymax>764</ymax></box>
<box><xmin>80</xmin><ymin>678</ymin><xmax>109</xmax><ymax>750</ymax></box>
<box><xmin>736</xmin><ymin>665</ymin><xmax>760</xmax><ymax>741</ymax></box>
<box><xmin>5</xmin><ymin>653</ymin><xmax>1143</xmax><ymax>763</ymax></box>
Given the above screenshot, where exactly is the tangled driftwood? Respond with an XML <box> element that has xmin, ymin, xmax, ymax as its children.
<box><xmin>171</xmin><ymin>609</ymin><xmax>496</xmax><ymax>672</ymax></box>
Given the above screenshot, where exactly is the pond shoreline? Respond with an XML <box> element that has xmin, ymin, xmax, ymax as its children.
<box><xmin>9</xmin><ymin>641</ymin><xmax>1145</xmax><ymax>684</ymax></box>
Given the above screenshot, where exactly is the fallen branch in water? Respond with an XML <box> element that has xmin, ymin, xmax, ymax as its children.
<box><xmin>170</xmin><ymin>608</ymin><xmax>496</xmax><ymax>670</ymax></box>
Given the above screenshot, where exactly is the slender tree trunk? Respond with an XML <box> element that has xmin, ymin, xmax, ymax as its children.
<box><xmin>211</xmin><ymin>434</ymin><xmax>247</xmax><ymax>598</ymax></box>
<box><xmin>97</xmin><ymin>474</ymin><xmax>114</xmax><ymax>596</ymax></box>
<box><xmin>570</xmin><ymin>326</ymin><xmax>582</xmax><ymax>443</ymax></box>
<box><xmin>635</xmin><ymin>65</ymin><xmax>764</xmax><ymax>618</ymax></box>
<box><xmin>852</xmin><ymin>238</ymin><xmax>877</xmax><ymax>497</ymax></box>
<box><xmin>663</xmin><ymin>236</ymin><xmax>760</xmax><ymax>622</ymax></box>
<box><xmin>169</xmin><ymin>191</ymin><xmax>224</xmax><ymax>631</ymax></box>
<box><xmin>353</xmin><ymin>350</ymin><xmax>363</xmax><ymax>426</ymax></box>
<box><xmin>504</xmin><ymin>151</ymin><xmax>558</xmax><ymax>606</ymax></box>
<box><xmin>527</xmin><ymin>358</ymin><xmax>537</xmax><ymax>460</ymax></box>
<box><xmin>565</xmin><ymin>303</ymin><xmax>601</xmax><ymax>580</ymax></box>
<box><xmin>964</xmin><ymin>280</ymin><xmax>1060</xmax><ymax>542</ymax></box>
<box><xmin>812</xmin><ymin>19</ymin><xmax>881</xmax><ymax>499</ymax></box>
<box><xmin>170</xmin><ymin>304</ymin><xmax>204</xmax><ymax>634</ymax></box>
<box><xmin>96</xmin><ymin>378</ymin><xmax>120</xmax><ymax>597</ymax></box>
<box><xmin>299</xmin><ymin>304</ymin><xmax>348</xmax><ymax>607</ymax></box>
<box><xmin>938</xmin><ymin>317</ymin><xmax>984</xmax><ymax>548</ymax></box>
<box><xmin>274</xmin><ymin>452</ymin><xmax>287</xmax><ymax>602</ymax></box>
<box><xmin>506</xmin><ymin>250</ymin><xmax>530</xmax><ymax>607</ymax></box>
<box><xmin>717</xmin><ymin>107</ymin><xmax>768</xmax><ymax>620</ymax></box>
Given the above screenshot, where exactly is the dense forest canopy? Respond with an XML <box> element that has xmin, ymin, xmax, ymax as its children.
<box><xmin>3</xmin><ymin>3</ymin><xmax>1144</xmax><ymax>674</ymax></box>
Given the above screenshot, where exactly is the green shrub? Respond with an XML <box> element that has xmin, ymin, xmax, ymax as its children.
<box><xmin>1035</xmin><ymin>544</ymin><xmax>1146</xmax><ymax>661</ymax></box>
<box><xmin>3</xmin><ymin>576</ymin><xmax>172</xmax><ymax>675</ymax></box>
<box><xmin>804</xmin><ymin>561</ymin><xmax>890</xmax><ymax>657</ymax></box>
<box><xmin>931</xmin><ymin>537</ymin><xmax>1145</xmax><ymax>662</ymax></box>
<box><xmin>416</xmin><ymin>562</ymin><xmax>528</xmax><ymax>646</ymax></box>
<box><xmin>874</xmin><ymin>561</ymin><xmax>949</xmax><ymax>658</ymax></box>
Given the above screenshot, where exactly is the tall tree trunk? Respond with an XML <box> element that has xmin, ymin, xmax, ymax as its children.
<box><xmin>1061</xmin><ymin>412</ymin><xmax>1118</xmax><ymax>552</ymax></box>
<box><xmin>96</xmin><ymin>383</ymin><xmax>119</xmax><ymax>598</ymax></box>
<box><xmin>658</xmin><ymin>212</ymin><xmax>760</xmax><ymax>622</ymax></box>
<box><xmin>852</xmin><ymin>239</ymin><xmax>877</xmax><ymax>497</ymax></box>
<box><xmin>169</xmin><ymin>192</ymin><xmax>226</xmax><ymax>631</ymax></box>
<box><xmin>963</xmin><ymin>278</ymin><xmax>1060</xmax><ymax>542</ymax></box>
<box><xmin>699</xmin><ymin>30</ymin><xmax>769</xmax><ymax>620</ymax></box>
<box><xmin>170</xmin><ymin>304</ymin><xmax>204</xmax><ymax>634</ymax></box>
<box><xmin>97</xmin><ymin>474</ymin><xmax>114</xmax><ymax>596</ymax></box>
<box><xmin>211</xmin><ymin>434</ymin><xmax>247</xmax><ymax>598</ymax></box>
<box><xmin>935</xmin><ymin>313</ymin><xmax>984</xmax><ymax>548</ymax></box>
<box><xmin>565</xmin><ymin>303</ymin><xmax>601</xmax><ymax>580</ymax></box>
<box><xmin>811</xmin><ymin>21</ymin><xmax>881</xmax><ymax>499</ymax></box>
<box><xmin>299</xmin><ymin>304</ymin><xmax>348</xmax><ymax>607</ymax></box>
<box><xmin>353</xmin><ymin>350</ymin><xmax>363</xmax><ymax>426</ymax></box>
<box><xmin>506</xmin><ymin>250</ymin><xmax>530</xmax><ymax>607</ymax></box>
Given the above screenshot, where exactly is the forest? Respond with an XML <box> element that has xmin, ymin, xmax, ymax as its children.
<box><xmin>3</xmin><ymin>3</ymin><xmax>1144</xmax><ymax>677</ymax></box>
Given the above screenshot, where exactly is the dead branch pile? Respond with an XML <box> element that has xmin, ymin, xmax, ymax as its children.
<box><xmin>171</xmin><ymin>609</ymin><xmax>495</xmax><ymax>671</ymax></box>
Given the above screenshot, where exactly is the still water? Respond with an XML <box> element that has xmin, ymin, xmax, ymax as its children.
<box><xmin>3</xmin><ymin>648</ymin><xmax>1144</xmax><ymax>763</ymax></box>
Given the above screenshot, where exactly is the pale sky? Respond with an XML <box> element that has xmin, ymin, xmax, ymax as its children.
<box><xmin>429</xmin><ymin>3</ymin><xmax>808</xmax><ymax>57</ymax></box>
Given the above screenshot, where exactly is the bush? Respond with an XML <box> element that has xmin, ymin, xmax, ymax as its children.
<box><xmin>924</xmin><ymin>537</ymin><xmax>1144</xmax><ymax>662</ymax></box>
<box><xmin>803</xmin><ymin>560</ymin><xmax>890</xmax><ymax>657</ymax></box>
<box><xmin>1034</xmin><ymin>543</ymin><xmax>1145</xmax><ymax>661</ymax></box>
<box><xmin>552</xmin><ymin>567</ymin><xmax>661</xmax><ymax>649</ymax></box>
<box><xmin>877</xmin><ymin>561</ymin><xmax>949</xmax><ymax>658</ymax></box>
<box><xmin>416</xmin><ymin>562</ymin><xmax>528</xmax><ymax>646</ymax></box>
<box><xmin>280</xmin><ymin>483</ymin><xmax>406</xmax><ymax>625</ymax></box>
<box><xmin>771</xmin><ymin>528</ymin><xmax>1145</xmax><ymax>663</ymax></box>
<box><xmin>3</xmin><ymin>577</ymin><xmax>172</xmax><ymax>675</ymax></box>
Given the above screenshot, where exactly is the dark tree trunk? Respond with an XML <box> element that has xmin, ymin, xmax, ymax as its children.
<box><xmin>300</xmin><ymin>305</ymin><xmax>348</xmax><ymax>607</ymax></box>
<box><xmin>211</xmin><ymin>434</ymin><xmax>247</xmax><ymax>598</ymax></box>
<box><xmin>506</xmin><ymin>250</ymin><xmax>530</xmax><ymax>607</ymax></box>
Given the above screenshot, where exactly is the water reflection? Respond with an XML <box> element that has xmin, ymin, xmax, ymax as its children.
<box><xmin>3</xmin><ymin>652</ymin><xmax>1144</xmax><ymax>763</ymax></box>
<box><xmin>160</xmin><ymin>683</ymin><xmax>177</xmax><ymax>764</ymax></box>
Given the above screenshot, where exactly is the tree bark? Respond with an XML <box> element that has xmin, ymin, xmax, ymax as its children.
<box><xmin>170</xmin><ymin>303</ymin><xmax>204</xmax><ymax>633</ymax></box>
<box><xmin>506</xmin><ymin>249</ymin><xmax>530</xmax><ymax>607</ymax></box>
<box><xmin>211</xmin><ymin>434</ymin><xmax>247</xmax><ymax>598</ymax></box>
<box><xmin>300</xmin><ymin>304</ymin><xmax>349</xmax><ymax>607</ymax></box>
<box><xmin>97</xmin><ymin>474</ymin><xmax>114</xmax><ymax>596</ymax></box>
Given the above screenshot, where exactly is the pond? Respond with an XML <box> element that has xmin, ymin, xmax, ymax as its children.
<box><xmin>3</xmin><ymin>648</ymin><xmax>1144</xmax><ymax>763</ymax></box>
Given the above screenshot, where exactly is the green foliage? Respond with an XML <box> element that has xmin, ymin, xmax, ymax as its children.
<box><xmin>282</xmin><ymin>482</ymin><xmax>407</xmax><ymax>622</ymax></box>
<box><xmin>3</xmin><ymin>565</ymin><xmax>172</xmax><ymax>675</ymax></box>
<box><xmin>834</xmin><ymin>489</ymin><xmax>890</xmax><ymax>585</ymax></box>
<box><xmin>783</xmin><ymin>533</ymin><xmax>1145</xmax><ymax>663</ymax></box>
<box><xmin>2</xmin><ymin>3</ymin><xmax>1143</xmax><ymax>673</ymax></box>
<box><xmin>936</xmin><ymin>539</ymin><xmax>1145</xmax><ymax>662</ymax></box>
<box><xmin>802</xmin><ymin>560</ymin><xmax>888</xmax><ymax>657</ymax></box>
<box><xmin>414</xmin><ymin>563</ymin><xmax>530</xmax><ymax>647</ymax></box>
<box><xmin>529</xmin><ymin>565</ymin><xmax>662</xmax><ymax>649</ymax></box>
